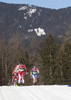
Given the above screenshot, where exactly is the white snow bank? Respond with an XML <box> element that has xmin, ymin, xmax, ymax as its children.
<box><xmin>0</xmin><ymin>85</ymin><xmax>71</xmax><ymax>100</ymax></box>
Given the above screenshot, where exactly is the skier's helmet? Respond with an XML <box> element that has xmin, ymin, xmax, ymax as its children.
<box><xmin>20</xmin><ymin>62</ymin><xmax>23</xmax><ymax>65</ymax></box>
<box><xmin>33</xmin><ymin>66</ymin><xmax>36</xmax><ymax>69</ymax></box>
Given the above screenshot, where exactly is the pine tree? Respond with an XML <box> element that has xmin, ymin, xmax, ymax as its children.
<box><xmin>63</xmin><ymin>40</ymin><xmax>71</xmax><ymax>84</ymax></box>
<box><xmin>40</xmin><ymin>33</ymin><xmax>57</xmax><ymax>84</ymax></box>
<box><xmin>53</xmin><ymin>44</ymin><xmax>65</xmax><ymax>84</ymax></box>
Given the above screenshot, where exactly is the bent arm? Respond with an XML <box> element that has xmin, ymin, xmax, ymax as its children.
<box><xmin>37</xmin><ymin>69</ymin><xmax>39</xmax><ymax>74</ymax></box>
<box><xmin>30</xmin><ymin>69</ymin><xmax>33</xmax><ymax>76</ymax></box>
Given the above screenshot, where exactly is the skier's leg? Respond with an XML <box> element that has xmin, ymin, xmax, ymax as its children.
<box><xmin>22</xmin><ymin>72</ymin><xmax>25</xmax><ymax>84</ymax></box>
<box><xmin>34</xmin><ymin>75</ymin><xmax>37</xmax><ymax>85</ymax></box>
<box><xmin>35</xmin><ymin>79</ymin><xmax>37</xmax><ymax>85</ymax></box>
<box><xmin>18</xmin><ymin>73</ymin><xmax>21</xmax><ymax>84</ymax></box>
<box><xmin>22</xmin><ymin>78</ymin><xmax>24</xmax><ymax>84</ymax></box>
<box><xmin>32</xmin><ymin>75</ymin><xmax>36</xmax><ymax>85</ymax></box>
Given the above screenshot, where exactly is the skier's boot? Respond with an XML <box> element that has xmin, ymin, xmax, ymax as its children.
<box><xmin>35</xmin><ymin>82</ymin><xmax>37</xmax><ymax>85</ymax></box>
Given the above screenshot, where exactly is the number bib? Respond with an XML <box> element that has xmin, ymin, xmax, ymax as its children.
<box><xmin>19</xmin><ymin>68</ymin><xmax>24</xmax><ymax>71</ymax></box>
<box><xmin>32</xmin><ymin>71</ymin><xmax>37</xmax><ymax>74</ymax></box>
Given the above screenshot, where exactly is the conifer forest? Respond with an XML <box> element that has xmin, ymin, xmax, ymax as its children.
<box><xmin>0</xmin><ymin>33</ymin><xmax>71</xmax><ymax>85</ymax></box>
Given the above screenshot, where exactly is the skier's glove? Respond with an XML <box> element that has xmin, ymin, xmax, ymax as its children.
<box><xmin>37</xmin><ymin>72</ymin><xmax>39</xmax><ymax>74</ymax></box>
<box><xmin>26</xmin><ymin>72</ymin><xmax>28</xmax><ymax>75</ymax></box>
<box><xmin>30</xmin><ymin>76</ymin><xmax>32</xmax><ymax>79</ymax></box>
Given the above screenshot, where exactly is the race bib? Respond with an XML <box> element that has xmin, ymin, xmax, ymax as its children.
<box><xmin>32</xmin><ymin>72</ymin><xmax>37</xmax><ymax>74</ymax></box>
<box><xmin>19</xmin><ymin>68</ymin><xmax>24</xmax><ymax>71</ymax></box>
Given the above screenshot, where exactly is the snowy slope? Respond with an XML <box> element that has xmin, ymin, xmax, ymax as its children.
<box><xmin>0</xmin><ymin>85</ymin><xmax>71</xmax><ymax>100</ymax></box>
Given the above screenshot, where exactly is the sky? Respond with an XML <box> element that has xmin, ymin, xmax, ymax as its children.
<box><xmin>0</xmin><ymin>0</ymin><xmax>71</xmax><ymax>9</ymax></box>
<box><xmin>0</xmin><ymin>85</ymin><xmax>71</xmax><ymax>100</ymax></box>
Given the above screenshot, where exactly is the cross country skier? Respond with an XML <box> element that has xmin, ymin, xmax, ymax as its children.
<box><xmin>12</xmin><ymin>62</ymin><xmax>28</xmax><ymax>86</ymax></box>
<box><xmin>30</xmin><ymin>66</ymin><xmax>39</xmax><ymax>85</ymax></box>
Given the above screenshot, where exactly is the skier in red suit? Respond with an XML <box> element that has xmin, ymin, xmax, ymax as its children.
<box><xmin>12</xmin><ymin>62</ymin><xmax>28</xmax><ymax>85</ymax></box>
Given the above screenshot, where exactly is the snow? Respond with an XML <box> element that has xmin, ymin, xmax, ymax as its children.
<box><xmin>19</xmin><ymin>25</ymin><xmax>22</xmax><ymax>28</ymax></box>
<box><xmin>27</xmin><ymin>27</ymin><xmax>46</xmax><ymax>36</ymax></box>
<box><xmin>24</xmin><ymin>16</ymin><xmax>27</xmax><ymax>20</ymax></box>
<box><xmin>19</xmin><ymin>6</ymin><xmax>36</xmax><ymax>17</ymax></box>
<box><xmin>18</xmin><ymin>6</ymin><xmax>28</xmax><ymax>11</ymax></box>
<box><xmin>34</xmin><ymin>27</ymin><xmax>46</xmax><ymax>36</ymax></box>
<box><xmin>27</xmin><ymin>8</ymin><xmax>36</xmax><ymax>17</ymax></box>
<box><xmin>28</xmin><ymin>29</ymin><xmax>33</xmax><ymax>32</ymax></box>
<box><xmin>0</xmin><ymin>85</ymin><xmax>71</xmax><ymax>100</ymax></box>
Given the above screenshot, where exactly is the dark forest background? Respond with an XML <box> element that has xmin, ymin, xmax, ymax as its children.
<box><xmin>0</xmin><ymin>33</ymin><xmax>71</xmax><ymax>85</ymax></box>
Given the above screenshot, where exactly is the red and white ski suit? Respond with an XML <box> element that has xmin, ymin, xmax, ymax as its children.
<box><xmin>14</xmin><ymin>63</ymin><xmax>27</xmax><ymax>84</ymax></box>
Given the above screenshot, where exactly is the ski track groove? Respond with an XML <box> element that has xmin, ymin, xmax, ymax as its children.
<box><xmin>54</xmin><ymin>86</ymin><xmax>71</xmax><ymax>97</ymax></box>
<box><xmin>38</xmin><ymin>85</ymin><xmax>71</xmax><ymax>100</ymax></box>
<box><xmin>0</xmin><ymin>87</ymin><xmax>6</xmax><ymax>100</ymax></box>
<box><xmin>21</xmin><ymin>86</ymin><xmax>38</xmax><ymax>100</ymax></box>
<box><xmin>36</xmin><ymin>85</ymin><xmax>64</xmax><ymax>100</ymax></box>
<box><xmin>7</xmin><ymin>86</ymin><xmax>35</xmax><ymax>100</ymax></box>
<box><xmin>26</xmin><ymin>86</ymin><xmax>44</xmax><ymax>100</ymax></box>
<box><xmin>2</xmin><ymin>86</ymin><xmax>12</xmax><ymax>100</ymax></box>
<box><xmin>48</xmin><ymin>85</ymin><xmax>71</xmax><ymax>99</ymax></box>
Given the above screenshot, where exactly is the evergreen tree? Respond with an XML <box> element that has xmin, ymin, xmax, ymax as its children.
<box><xmin>40</xmin><ymin>33</ymin><xmax>57</xmax><ymax>84</ymax></box>
<box><xmin>63</xmin><ymin>40</ymin><xmax>71</xmax><ymax>84</ymax></box>
<box><xmin>53</xmin><ymin>44</ymin><xmax>65</xmax><ymax>84</ymax></box>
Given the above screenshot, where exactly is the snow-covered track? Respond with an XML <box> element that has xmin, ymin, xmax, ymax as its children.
<box><xmin>0</xmin><ymin>85</ymin><xmax>71</xmax><ymax>100</ymax></box>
